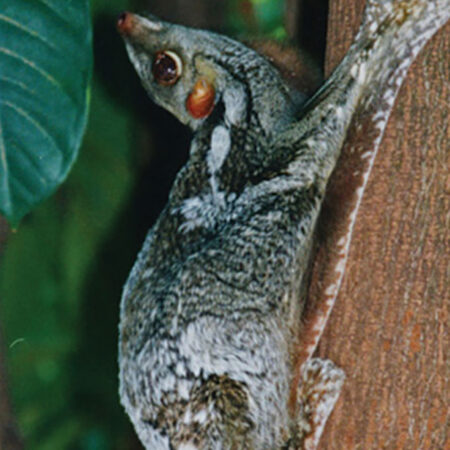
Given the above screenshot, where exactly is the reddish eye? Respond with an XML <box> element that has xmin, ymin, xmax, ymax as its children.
<box><xmin>152</xmin><ymin>51</ymin><xmax>182</xmax><ymax>85</ymax></box>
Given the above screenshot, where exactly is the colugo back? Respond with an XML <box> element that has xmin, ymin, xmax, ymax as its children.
<box><xmin>116</xmin><ymin>2</ymin><xmax>449</xmax><ymax>448</ymax></box>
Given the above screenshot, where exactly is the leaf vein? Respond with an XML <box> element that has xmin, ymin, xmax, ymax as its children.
<box><xmin>0</xmin><ymin>100</ymin><xmax>60</xmax><ymax>156</ymax></box>
<box><xmin>9</xmin><ymin>139</ymin><xmax>48</xmax><ymax>183</ymax></box>
<box><xmin>0</xmin><ymin>76</ymin><xmax>36</xmax><ymax>97</ymax></box>
<box><xmin>38</xmin><ymin>0</ymin><xmax>76</xmax><ymax>28</ymax></box>
<box><xmin>8</xmin><ymin>169</ymin><xmax>36</xmax><ymax>203</ymax></box>
<box><xmin>0</xmin><ymin>14</ymin><xmax>57</xmax><ymax>51</ymax></box>
<box><xmin>0</xmin><ymin>47</ymin><xmax>76</xmax><ymax>105</ymax></box>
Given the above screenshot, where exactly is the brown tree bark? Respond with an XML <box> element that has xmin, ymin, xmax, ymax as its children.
<box><xmin>306</xmin><ymin>1</ymin><xmax>449</xmax><ymax>449</ymax></box>
<box><xmin>0</xmin><ymin>217</ymin><xmax>23</xmax><ymax>450</ymax></box>
<box><xmin>285</xmin><ymin>0</ymin><xmax>303</xmax><ymax>41</ymax></box>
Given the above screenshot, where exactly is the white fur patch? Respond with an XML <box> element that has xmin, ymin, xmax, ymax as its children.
<box><xmin>207</xmin><ymin>125</ymin><xmax>231</xmax><ymax>175</ymax></box>
<box><xmin>177</xmin><ymin>192</ymin><xmax>227</xmax><ymax>233</ymax></box>
<box><xmin>223</xmin><ymin>85</ymin><xmax>247</xmax><ymax>126</ymax></box>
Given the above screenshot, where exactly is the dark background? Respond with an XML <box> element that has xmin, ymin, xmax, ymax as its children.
<box><xmin>0</xmin><ymin>1</ymin><xmax>328</xmax><ymax>448</ymax></box>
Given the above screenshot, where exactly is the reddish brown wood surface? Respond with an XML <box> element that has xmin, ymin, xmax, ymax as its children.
<box><xmin>307</xmin><ymin>1</ymin><xmax>449</xmax><ymax>449</ymax></box>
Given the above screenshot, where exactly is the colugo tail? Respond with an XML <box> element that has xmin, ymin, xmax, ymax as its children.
<box><xmin>282</xmin><ymin>0</ymin><xmax>449</xmax><ymax>189</ymax></box>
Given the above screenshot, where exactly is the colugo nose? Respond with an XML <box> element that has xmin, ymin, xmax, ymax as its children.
<box><xmin>117</xmin><ymin>11</ymin><xmax>135</xmax><ymax>35</ymax></box>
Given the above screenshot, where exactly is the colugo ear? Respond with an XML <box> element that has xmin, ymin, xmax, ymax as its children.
<box><xmin>186</xmin><ymin>78</ymin><xmax>216</xmax><ymax>119</ymax></box>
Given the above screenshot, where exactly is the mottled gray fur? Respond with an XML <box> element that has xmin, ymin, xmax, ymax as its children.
<box><xmin>118</xmin><ymin>1</ymin><xmax>449</xmax><ymax>448</ymax></box>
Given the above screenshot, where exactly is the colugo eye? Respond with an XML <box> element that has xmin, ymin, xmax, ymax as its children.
<box><xmin>152</xmin><ymin>50</ymin><xmax>182</xmax><ymax>85</ymax></box>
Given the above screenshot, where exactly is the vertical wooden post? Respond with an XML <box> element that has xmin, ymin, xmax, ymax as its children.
<box><xmin>309</xmin><ymin>2</ymin><xmax>449</xmax><ymax>448</ymax></box>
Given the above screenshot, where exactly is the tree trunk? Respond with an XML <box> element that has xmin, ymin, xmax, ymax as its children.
<box><xmin>0</xmin><ymin>217</ymin><xmax>23</xmax><ymax>450</ymax></box>
<box><xmin>307</xmin><ymin>1</ymin><xmax>449</xmax><ymax>449</ymax></box>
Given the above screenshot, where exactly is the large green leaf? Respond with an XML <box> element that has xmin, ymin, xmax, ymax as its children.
<box><xmin>0</xmin><ymin>0</ymin><xmax>92</xmax><ymax>225</ymax></box>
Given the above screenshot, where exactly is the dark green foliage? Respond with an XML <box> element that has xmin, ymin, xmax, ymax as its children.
<box><xmin>0</xmin><ymin>0</ymin><xmax>92</xmax><ymax>225</ymax></box>
<box><xmin>228</xmin><ymin>0</ymin><xmax>286</xmax><ymax>38</ymax></box>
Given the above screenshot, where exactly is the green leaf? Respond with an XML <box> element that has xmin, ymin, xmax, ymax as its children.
<box><xmin>0</xmin><ymin>0</ymin><xmax>92</xmax><ymax>225</ymax></box>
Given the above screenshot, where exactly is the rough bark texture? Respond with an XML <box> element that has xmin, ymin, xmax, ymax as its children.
<box><xmin>0</xmin><ymin>217</ymin><xmax>23</xmax><ymax>450</ymax></box>
<box><xmin>307</xmin><ymin>1</ymin><xmax>449</xmax><ymax>449</ymax></box>
<box><xmin>285</xmin><ymin>0</ymin><xmax>303</xmax><ymax>41</ymax></box>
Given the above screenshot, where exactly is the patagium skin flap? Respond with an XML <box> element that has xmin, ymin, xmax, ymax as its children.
<box><xmin>116</xmin><ymin>2</ymin><xmax>449</xmax><ymax>449</ymax></box>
